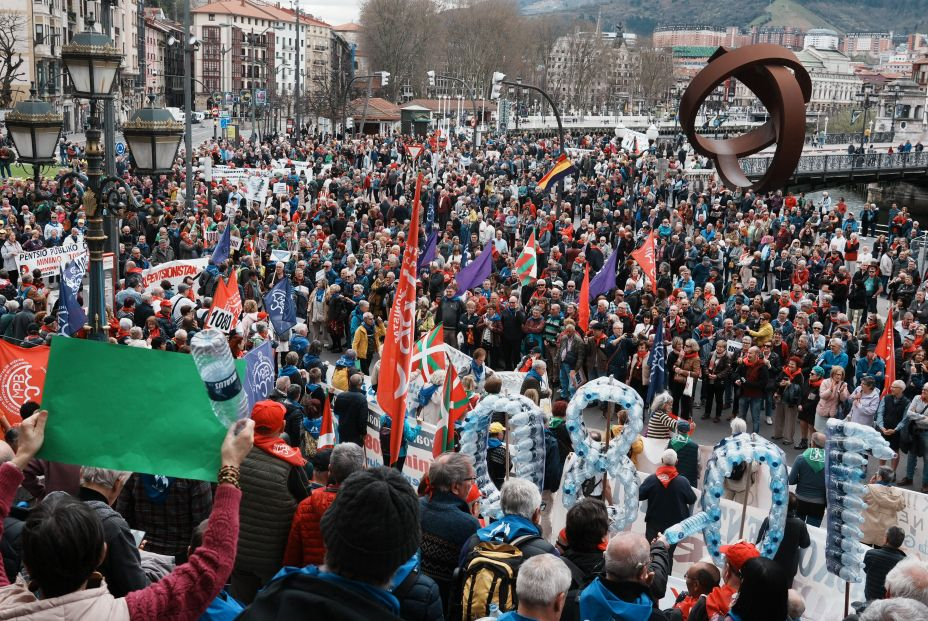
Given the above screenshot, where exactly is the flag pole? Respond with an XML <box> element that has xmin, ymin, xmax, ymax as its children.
<box><xmin>844</xmin><ymin>582</ymin><xmax>850</xmax><ymax>618</ymax></box>
<box><xmin>738</xmin><ymin>436</ymin><xmax>755</xmax><ymax>539</ymax></box>
<box><xmin>504</xmin><ymin>410</ymin><xmax>511</xmax><ymax>482</ymax></box>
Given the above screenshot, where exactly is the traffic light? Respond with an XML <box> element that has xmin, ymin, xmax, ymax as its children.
<box><xmin>427</xmin><ymin>71</ymin><xmax>435</xmax><ymax>87</ymax></box>
<box><xmin>490</xmin><ymin>72</ymin><xmax>506</xmax><ymax>100</ymax></box>
<box><xmin>380</xmin><ymin>71</ymin><xmax>390</xmax><ymax>87</ymax></box>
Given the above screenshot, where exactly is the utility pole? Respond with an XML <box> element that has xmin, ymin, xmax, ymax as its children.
<box><xmin>294</xmin><ymin>0</ymin><xmax>301</xmax><ymax>138</ymax></box>
<box><xmin>101</xmin><ymin>0</ymin><xmax>118</xmax><ymax>256</ymax></box>
<box><xmin>183</xmin><ymin>0</ymin><xmax>194</xmax><ymax>213</ymax></box>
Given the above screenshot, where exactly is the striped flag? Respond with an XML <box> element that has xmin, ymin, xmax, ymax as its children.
<box><xmin>433</xmin><ymin>360</ymin><xmax>473</xmax><ymax>457</ymax></box>
<box><xmin>514</xmin><ymin>231</ymin><xmax>539</xmax><ymax>285</ymax></box>
<box><xmin>318</xmin><ymin>393</ymin><xmax>337</xmax><ymax>449</ymax></box>
<box><xmin>536</xmin><ymin>154</ymin><xmax>577</xmax><ymax>192</ymax></box>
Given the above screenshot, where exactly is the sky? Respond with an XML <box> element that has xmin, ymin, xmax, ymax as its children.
<box><xmin>302</xmin><ymin>0</ymin><xmax>362</xmax><ymax>26</ymax></box>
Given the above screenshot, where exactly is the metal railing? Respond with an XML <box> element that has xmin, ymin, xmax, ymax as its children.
<box><xmin>740</xmin><ymin>151</ymin><xmax>928</xmax><ymax>179</ymax></box>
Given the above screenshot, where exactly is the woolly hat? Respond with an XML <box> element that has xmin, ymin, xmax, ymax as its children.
<box><xmin>321</xmin><ymin>468</ymin><xmax>420</xmax><ymax>582</ymax></box>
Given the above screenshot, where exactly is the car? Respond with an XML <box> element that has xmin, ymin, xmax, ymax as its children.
<box><xmin>190</xmin><ymin>111</ymin><xmax>205</xmax><ymax>124</ymax></box>
<box><xmin>165</xmin><ymin>107</ymin><xmax>184</xmax><ymax>123</ymax></box>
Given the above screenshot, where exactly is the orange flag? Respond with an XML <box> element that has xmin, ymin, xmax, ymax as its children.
<box><xmin>874</xmin><ymin>307</ymin><xmax>895</xmax><ymax>396</ymax></box>
<box><xmin>319</xmin><ymin>392</ymin><xmax>337</xmax><ymax>449</ymax></box>
<box><xmin>631</xmin><ymin>230</ymin><xmax>658</xmax><ymax>293</ymax></box>
<box><xmin>377</xmin><ymin>174</ymin><xmax>423</xmax><ymax>465</ymax></box>
<box><xmin>204</xmin><ymin>270</ymin><xmax>242</xmax><ymax>333</ymax></box>
<box><xmin>577</xmin><ymin>263</ymin><xmax>590</xmax><ymax>333</ymax></box>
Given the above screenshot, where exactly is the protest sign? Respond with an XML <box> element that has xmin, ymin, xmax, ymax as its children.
<box><xmin>273</xmin><ymin>182</ymin><xmax>287</xmax><ymax>195</ymax></box>
<box><xmin>140</xmin><ymin>258</ymin><xmax>209</xmax><ymax>292</ymax></box>
<box><xmin>230</xmin><ymin>235</ymin><xmax>243</xmax><ymax>251</ymax></box>
<box><xmin>364</xmin><ymin>406</ymin><xmax>435</xmax><ymax>490</ymax></box>
<box><xmin>270</xmin><ymin>249</ymin><xmax>291</xmax><ymax>263</ymax></box>
<box><xmin>17</xmin><ymin>242</ymin><xmax>87</xmax><ymax>278</ymax></box>
<box><xmin>726</xmin><ymin>339</ymin><xmax>743</xmax><ymax>358</ymax></box>
<box><xmin>39</xmin><ymin>338</ymin><xmax>246</xmax><ymax>481</ymax></box>
<box><xmin>0</xmin><ymin>341</ymin><xmax>47</xmax><ymax>427</ymax></box>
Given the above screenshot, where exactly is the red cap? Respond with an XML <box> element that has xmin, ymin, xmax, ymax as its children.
<box><xmin>719</xmin><ymin>541</ymin><xmax>760</xmax><ymax>571</ymax></box>
<box><xmin>251</xmin><ymin>400</ymin><xmax>285</xmax><ymax>433</ymax></box>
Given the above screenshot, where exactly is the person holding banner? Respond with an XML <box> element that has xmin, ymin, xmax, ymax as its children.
<box><xmin>0</xmin><ymin>412</ymin><xmax>257</xmax><ymax>620</ymax></box>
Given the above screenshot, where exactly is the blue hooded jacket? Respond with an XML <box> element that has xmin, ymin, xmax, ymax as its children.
<box><xmin>579</xmin><ymin>578</ymin><xmax>653</xmax><ymax>621</ymax></box>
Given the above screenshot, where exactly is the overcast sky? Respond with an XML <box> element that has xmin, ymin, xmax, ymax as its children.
<box><xmin>302</xmin><ymin>0</ymin><xmax>362</xmax><ymax>25</ymax></box>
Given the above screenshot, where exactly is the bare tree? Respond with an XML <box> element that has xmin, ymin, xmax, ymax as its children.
<box><xmin>0</xmin><ymin>11</ymin><xmax>26</xmax><ymax>109</ymax></box>
<box><xmin>360</xmin><ymin>0</ymin><xmax>438</xmax><ymax>101</ymax></box>
<box><xmin>635</xmin><ymin>43</ymin><xmax>675</xmax><ymax>106</ymax></box>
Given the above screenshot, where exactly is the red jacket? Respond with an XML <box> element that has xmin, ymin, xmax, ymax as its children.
<box><xmin>283</xmin><ymin>484</ymin><xmax>339</xmax><ymax>567</ymax></box>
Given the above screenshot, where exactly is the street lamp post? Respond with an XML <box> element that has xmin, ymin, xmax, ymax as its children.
<box><xmin>888</xmin><ymin>84</ymin><xmax>901</xmax><ymax>141</ymax></box>
<box><xmin>342</xmin><ymin>73</ymin><xmax>389</xmax><ymax>137</ymax></box>
<box><xmin>855</xmin><ymin>83</ymin><xmax>875</xmax><ymax>153</ymax></box>
<box><xmin>61</xmin><ymin>26</ymin><xmax>182</xmax><ymax>339</ymax></box>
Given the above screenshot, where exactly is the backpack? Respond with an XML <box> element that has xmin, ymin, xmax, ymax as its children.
<box><xmin>198</xmin><ymin>269</ymin><xmax>219</xmax><ymax>298</ymax></box>
<box><xmin>459</xmin><ymin>534</ymin><xmax>536</xmax><ymax>620</ymax></box>
<box><xmin>782</xmin><ymin>381</ymin><xmax>803</xmax><ymax>406</ymax></box>
<box><xmin>728</xmin><ymin>461</ymin><xmax>747</xmax><ymax>481</ymax></box>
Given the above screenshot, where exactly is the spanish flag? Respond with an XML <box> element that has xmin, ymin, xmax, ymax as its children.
<box><xmin>536</xmin><ymin>153</ymin><xmax>577</xmax><ymax>192</ymax></box>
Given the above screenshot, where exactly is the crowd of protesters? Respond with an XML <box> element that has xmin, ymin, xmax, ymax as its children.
<box><xmin>0</xmin><ymin>124</ymin><xmax>925</xmax><ymax>620</ymax></box>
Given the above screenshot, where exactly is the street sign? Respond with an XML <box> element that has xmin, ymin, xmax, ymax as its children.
<box><xmin>212</xmin><ymin>107</ymin><xmax>220</xmax><ymax>118</ymax></box>
<box><xmin>220</xmin><ymin>110</ymin><xmax>230</xmax><ymax>119</ymax></box>
<box><xmin>406</xmin><ymin>142</ymin><xmax>423</xmax><ymax>161</ymax></box>
<box><xmin>212</xmin><ymin>91</ymin><xmax>222</xmax><ymax>104</ymax></box>
<box><xmin>255</xmin><ymin>89</ymin><xmax>267</xmax><ymax>106</ymax></box>
<box><xmin>240</xmin><ymin>90</ymin><xmax>252</xmax><ymax>104</ymax></box>
<box><xmin>220</xmin><ymin>118</ymin><xmax>230</xmax><ymax>129</ymax></box>
<box><xmin>115</xmin><ymin>142</ymin><xmax>125</xmax><ymax>155</ymax></box>
<box><xmin>224</xmin><ymin>92</ymin><xmax>233</xmax><ymax>106</ymax></box>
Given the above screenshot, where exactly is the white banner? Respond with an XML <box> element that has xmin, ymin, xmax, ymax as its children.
<box><xmin>273</xmin><ymin>182</ymin><xmax>288</xmax><ymax>195</ymax></box>
<box><xmin>205</xmin><ymin>307</ymin><xmax>235</xmax><ymax>333</ymax></box>
<box><xmin>17</xmin><ymin>242</ymin><xmax>88</xmax><ymax>278</ymax></box>
<box><xmin>140</xmin><ymin>258</ymin><xmax>209</xmax><ymax>292</ymax></box>
<box><xmin>270</xmin><ymin>249</ymin><xmax>291</xmax><ymax>263</ymax></box>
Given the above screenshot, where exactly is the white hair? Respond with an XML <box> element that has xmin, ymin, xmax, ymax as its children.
<box><xmin>119</xmin><ymin>318</ymin><xmax>132</xmax><ymax>330</ymax></box>
<box><xmin>661</xmin><ymin>449</ymin><xmax>678</xmax><ymax>466</ymax></box>
<box><xmin>650</xmin><ymin>391</ymin><xmax>674</xmax><ymax>415</ymax></box>
<box><xmin>515</xmin><ymin>554</ymin><xmax>572</xmax><ymax>607</ymax></box>
<box><xmin>80</xmin><ymin>467</ymin><xmax>130</xmax><ymax>489</ymax></box>
<box><xmin>885</xmin><ymin>558</ymin><xmax>928</xmax><ymax>605</ymax></box>
<box><xmin>730</xmin><ymin>418</ymin><xmax>747</xmax><ymax>435</ymax></box>
<box><xmin>604</xmin><ymin>532</ymin><xmax>650</xmax><ymax>580</ymax></box>
<box><xmin>499</xmin><ymin>477</ymin><xmax>542</xmax><ymax>520</ymax></box>
<box><xmin>860</xmin><ymin>598</ymin><xmax>928</xmax><ymax>621</ymax></box>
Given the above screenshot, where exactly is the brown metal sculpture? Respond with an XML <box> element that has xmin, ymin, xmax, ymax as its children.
<box><xmin>678</xmin><ymin>44</ymin><xmax>812</xmax><ymax>193</ymax></box>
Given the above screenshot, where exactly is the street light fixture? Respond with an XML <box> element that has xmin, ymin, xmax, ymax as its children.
<box><xmin>123</xmin><ymin>94</ymin><xmax>184</xmax><ymax>175</ymax></box>
<box><xmin>854</xmin><ymin>82</ymin><xmax>875</xmax><ymax>153</ymax></box>
<box><xmin>5</xmin><ymin>84</ymin><xmax>64</xmax><ymax>204</ymax></box>
<box><xmin>61</xmin><ymin>26</ymin><xmax>122</xmax><ymax>99</ymax></box>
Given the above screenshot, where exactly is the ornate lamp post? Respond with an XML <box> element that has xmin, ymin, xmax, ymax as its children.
<box><xmin>60</xmin><ymin>25</ymin><xmax>151</xmax><ymax>339</ymax></box>
<box><xmin>123</xmin><ymin>95</ymin><xmax>184</xmax><ymax>175</ymax></box>
<box><xmin>5</xmin><ymin>85</ymin><xmax>63</xmax><ymax>203</ymax></box>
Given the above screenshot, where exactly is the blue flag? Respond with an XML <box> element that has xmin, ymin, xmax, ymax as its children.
<box><xmin>58</xmin><ymin>256</ymin><xmax>87</xmax><ymax>336</ymax></box>
<box><xmin>263</xmin><ymin>277</ymin><xmax>297</xmax><ymax>334</ymax></box>
<box><xmin>646</xmin><ymin>318</ymin><xmax>666</xmax><ymax>409</ymax></box>
<box><xmin>426</xmin><ymin>190</ymin><xmax>436</xmax><ymax>231</ymax></box>
<box><xmin>211</xmin><ymin>224</ymin><xmax>232</xmax><ymax>266</ymax></box>
<box><xmin>588</xmin><ymin>245</ymin><xmax>620</xmax><ymax>301</ymax></box>
<box><xmin>418</xmin><ymin>231</ymin><xmax>438</xmax><ymax>272</ymax></box>
<box><xmin>243</xmin><ymin>340</ymin><xmax>275</xmax><ymax>412</ymax></box>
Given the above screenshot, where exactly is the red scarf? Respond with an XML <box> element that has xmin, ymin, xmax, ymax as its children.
<box><xmin>808</xmin><ymin>377</ymin><xmax>823</xmax><ymax>389</ymax></box>
<box><xmin>706</xmin><ymin>584</ymin><xmax>737</xmax><ymax>618</ymax></box>
<box><xmin>254</xmin><ymin>434</ymin><xmax>307</xmax><ymax>466</ymax></box>
<box><xmin>684</xmin><ymin>351</ymin><xmax>700</xmax><ymax>360</ymax></box>
<box><xmin>656</xmin><ymin>465</ymin><xmax>678</xmax><ymax>487</ymax></box>
<box><xmin>675</xmin><ymin>595</ymin><xmax>699</xmax><ymax>621</ymax></box>
<box><xmin>782</xmin><ymin>366</ymin><xmax>802</xmax><ymax>380</ymax></box>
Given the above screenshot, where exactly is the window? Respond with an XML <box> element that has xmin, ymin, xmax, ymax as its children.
<box><xmin>35</xmin><ymin>24</ymin><xmax>44</xmax><ymax>43</ymax></box>
<box><xmin>208</xmin><ymin>13</ymin><xmax>215</xmax><ymax>21</ymax></box>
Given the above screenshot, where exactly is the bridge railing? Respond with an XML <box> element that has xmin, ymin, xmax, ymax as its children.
<box><xmin>740</xmin><ymin>151</ymin><xmax>928</xmax><ymax>179</ymax></box>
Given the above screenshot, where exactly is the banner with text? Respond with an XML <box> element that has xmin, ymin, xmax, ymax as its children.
<box><xmin>17</xmin><ymin>242</ymin><xmax>88</xmax><ymax>278</ymax></box>
<box><xmin>141</xmin><ymin>258</ymin><xmax>209</xmax><ymax>293</ymax></box>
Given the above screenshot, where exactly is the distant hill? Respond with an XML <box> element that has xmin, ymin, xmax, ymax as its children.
<box><xmin>520</xmin><ymin>0</ymin><xmax>928</xmax><ymax>35</ymax></box>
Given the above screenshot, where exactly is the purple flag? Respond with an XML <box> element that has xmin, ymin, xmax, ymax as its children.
<box><xmin>418</xmin><ymin>231</ymin><xmax>438</xmax><ymax>271</ymax></box>
<box><xmin>588</xmin><ymin>245</ymin><xmax>620</xmax><ymax>301</ymax></box>
<box><xmin>455</xmin><ymin>244</ymin><xmax>494</xmax><ymax>296</ymax></box>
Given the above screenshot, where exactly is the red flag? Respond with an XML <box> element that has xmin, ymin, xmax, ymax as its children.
<box><xmin>875</xmin><ymin>307</ymin><xmax>895</xmax><ymax>396</ymax></box>
<box><xmin>205</xmin><ymin>270</ymin><xmax>242</xmax><ymax>333</ymax></box>
<box><xmin>378</xmin><ymin>174</ymin><xmax>423</xmax><ymax>465</ymax></box>
<box><xmin>0</xmin><ymin>341</ymin><xmax>48</xmax><ymax>428</ymax></box>
<box><xmin>319</xmin><ymin>393</ymin><xmax>337</xmax><ymax>449</ymax></box>
<box><xmin>577</xmin><ymin>263</ymin><xmax>590</xmax><ymax>333</ymax></box>
<box><xmin>433</xmin><ymin>360</ymin><xmax>472</xmax><ymax>457</ymax></box>
<box><xmin>631</xmin><ymin>231</ymin><xmax>658</xmax><ymax>293</ymax></box>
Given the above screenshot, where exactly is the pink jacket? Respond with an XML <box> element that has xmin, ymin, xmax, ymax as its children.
<box><xmin>0</xmin><ymin>462</ymin><xmax>241</xmax><ymax>621</ymax></box>
<box><xmin>816</xmin><ymin>378</ymin><xmax>849</xmax><ymax>420</ymax></box>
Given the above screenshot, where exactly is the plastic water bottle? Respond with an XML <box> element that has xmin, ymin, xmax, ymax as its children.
<box><xmin>488</xmin><ymin>603</ymin><xmax>502</xmax><ymax>618</ymax></box>
<box><xmin>191</xmin><ymin>329</ymin><xmax>250</xmax><ymax>428</ymax></box>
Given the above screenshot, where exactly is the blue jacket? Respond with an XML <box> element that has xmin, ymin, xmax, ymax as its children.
<box><xmin>198</xmin><ymin>590</ymin><xmax>243</xmax><ymax>621</ymax></box>
<box><xmin>390</xmin><ymin>555</ymin><xmax>444</xmax><ymax>621</ymax></box>
<box><xmin>855</xmin><ymin>356</ymin><xmax>886</xmax><ymax>386</ymax></box>
<box><xmin>818</xmin><ymin>350</ymin><xmax>849</xmax><ymax>377</ymax></box>
<box><xmin>579</xmin><ymin>578</ymin><xmax>655</xmax><ymax>621</ymax></box>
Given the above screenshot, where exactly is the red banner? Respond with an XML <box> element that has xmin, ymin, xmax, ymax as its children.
<box><xmin>205</xmin><ymin>270</ymin><xmax>242</xmax><ymax>333</ymax></box>
<box><xmin>0</xmin><ymin>340</ymin><xmax>49</xmax><ymax>427</ymax></box>
<box><xmin>875</xmin><ymin>307</ymin><xmax>895</xmax><ymax>396</ymax></box>
<box><xmin>578</xmin><ymin>263</ymin><xmax>590</xmax><ymax>333</ymax></box>
<box><xmin>631</xmin><ymin>231</ymin><xmax>658</xmax><ymax>293</ymax></box>
<box><xmin>377</xmin><ymin>174</ymin><xmax>423</xmax><ymax>464</ymax></box>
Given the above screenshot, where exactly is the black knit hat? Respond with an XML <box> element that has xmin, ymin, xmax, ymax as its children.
<box><xmin>321</xmin><ymin>467</ymin><xmax>420</xmax><ymax>582</ymax></box>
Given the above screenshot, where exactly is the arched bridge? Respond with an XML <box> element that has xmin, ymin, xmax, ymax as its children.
<box><xmin>741</xmin><ymin>151</ymin><xmax>928</xmax><ymax>189</ymax></box>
